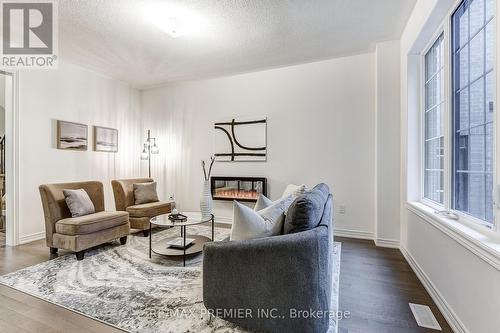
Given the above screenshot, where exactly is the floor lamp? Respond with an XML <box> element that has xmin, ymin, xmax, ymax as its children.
<box><xmin>141</xmin><ymin>130</ymin><xmax>159</xmax><ymax>178</ymax></box>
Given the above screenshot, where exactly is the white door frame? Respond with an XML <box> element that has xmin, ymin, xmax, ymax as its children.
<box><xmin>1</xmin><ymin>69</ymin><xmax>20</xmax><ymax>246</ymax></box>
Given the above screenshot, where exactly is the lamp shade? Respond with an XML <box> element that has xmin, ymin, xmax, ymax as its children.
<box><xmin>140</xmin><ymin>143</ymin><xmax>148</xmax><ymax>160</ymax></box>
<box><xmin>151</xmin><ymin>143</ymin><xmax>159</xmax><ymax>154</ymax></box>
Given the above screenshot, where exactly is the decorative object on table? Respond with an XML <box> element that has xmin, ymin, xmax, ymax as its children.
<box><xmin>200</xmin><ymin>156</ymin><xmax>215</xmax><ymax>218</ymax></box>
<box><xmin>57</xmin><ymin>120</ymin><xmax>88</xmax><ymax>150</ymax></box>
<box><xmin>168</xmin><ymin>212</ymin><xmax>187</xmax><ymax>222</ymax></box>
<box><xmin>149</xmin><ymin>212</ymin><xmax>215</xmax><ymax>266</ymax></box>
<box><xmin>169</xmin><ymin>194</ymin><xmax>176</xmax><ymax>211</ymax></box>
<box><xmin>211</xmin><ymin>176</ymin><xmax>267</xmax><ymax>202</ymax></box>
<box><xmin>167</xmin><ymin>237</ymin><xmax>195</xmax><ymax>249</ymax></box>
<box><xmin>140</xmin><ymin>129</ymin><xmax>160</xmax><ymax>178</ymax></box>
<box><xmin>93</xmin><ymin>126</ymin><xmax>118</xmax><ymax>152</ymax></box>
<box><xmin>214</xmin><ymin>117</ymin><xmax>267</xmax><ymax>161</ymax></box>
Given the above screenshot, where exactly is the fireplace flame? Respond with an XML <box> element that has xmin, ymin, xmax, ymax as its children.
<box><xmin>214</xmin><ymin>188</ymin><xmax>259</xmax><ymax>200</ymax></box>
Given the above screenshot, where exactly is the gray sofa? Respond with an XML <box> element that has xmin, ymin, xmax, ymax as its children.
<box><xmin>203</xmin><ymin>184</ymin><xmax>334</xmax><ymax>333</ymax></box>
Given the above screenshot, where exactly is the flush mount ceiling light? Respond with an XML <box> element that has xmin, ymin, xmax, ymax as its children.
<box><xmin>144</xmin><ymin>3</ymin><xmax>206</xmax><ymax>38</ymax></box>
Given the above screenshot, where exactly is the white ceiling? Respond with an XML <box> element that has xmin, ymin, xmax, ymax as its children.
<box><xmin>59</xmin><ymin>0</ymin><xmax>416</xmax><ymax>88</ymax></box>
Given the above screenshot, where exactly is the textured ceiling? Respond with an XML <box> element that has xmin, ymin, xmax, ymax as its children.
<box><xmin>59</xmin><ymin>0</ymin><xmax>416</xmax><ymax>88</ymax></box>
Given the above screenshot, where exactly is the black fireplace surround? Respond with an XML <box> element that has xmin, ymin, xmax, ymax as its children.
<box><xmin>210</xmin><ymin>176</ymin><xmax>267</xmax><ymax>202</ymax></box>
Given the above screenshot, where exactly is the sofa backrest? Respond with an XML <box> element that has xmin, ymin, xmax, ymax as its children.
<box><xmin>284</xmin><ymin>183</ymin><xmax>331</xmax><ymax>234</ymax></box>
<box><xmin>39</xmin><ymin>181</ymin><xmax>104</xmax><ymax>246</ymax></box>
<box><xmin>111</xmin><ymin>178</ymin><xmax>153</xmax><ymax>211</ymax></box>
<box><xmin>318</xmin><ymin>193</ymin><xmax>333</xmax><ymax>229</ymax></box>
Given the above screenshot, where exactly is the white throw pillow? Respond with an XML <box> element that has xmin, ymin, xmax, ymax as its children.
<box><xmin>254</xmin><ymin>194</ymin><xmax>274</xmax><ymax>211</ymax></box>
<box><xmin>281</xmin><ymin>184</ymin><xmax>307</xmax><ymax>198</ymax></box>
<box><xmin>230</xmin><ymin>196</ymin><xmax>294</xmax><ymax>241</ymax></box>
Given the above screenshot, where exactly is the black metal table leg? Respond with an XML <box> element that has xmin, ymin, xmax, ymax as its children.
<box><xmin>211</xmin><ymin>215</ymin><xmax>214</xmax><ymax>241</ymax></box>
<box><xmin>149</xmin><ymin>222</ymin><xmax>152</xmax><ymax>258</ymax></box>
<box><xmin>183</xmin><ymin>225</ymin><xmax>186</xmax><ymax>267</ymax></box>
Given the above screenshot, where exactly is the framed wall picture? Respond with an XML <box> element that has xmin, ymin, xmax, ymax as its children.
<box><xmin>93</xmin><ymin>126</ymin><xmax>118</xmax><ymax>152</ymax></box>
<box><xmin>57</xmin><ymin>120</ymin><xmax>88</xmax><ymax>150</ymax></box>
<box><xmin>214</xmin><ymin>117</ymin><xmax>267</xmax><ymax>162</ymax></box>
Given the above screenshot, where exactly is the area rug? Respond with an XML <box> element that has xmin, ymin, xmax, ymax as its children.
<box><xmin>0</xmin><ymin>225</ymin><xmax>341</xmax><ymax>333</ymax></box>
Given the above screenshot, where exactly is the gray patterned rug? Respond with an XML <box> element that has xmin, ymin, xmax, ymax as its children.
<box><xmin>0</xmin><ymin>225</ymin><xmax>341</xmax><ymax>333</ymax></box>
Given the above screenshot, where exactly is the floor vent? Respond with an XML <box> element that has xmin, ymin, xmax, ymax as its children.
<box><xmin>409</xmin><ymin>303</ymin><xmax>442</xmax><ymax>330</ymax></box>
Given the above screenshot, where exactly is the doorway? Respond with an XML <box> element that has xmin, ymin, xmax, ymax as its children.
<box><xmin>0</xmin><ymin>71</ymin><xmax>12</xmax><ymax>247</ymax></box>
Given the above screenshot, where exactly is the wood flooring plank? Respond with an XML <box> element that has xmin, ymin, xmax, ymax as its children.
<box><xmin>336</xmin><ymin>236</ymin><xmax>453</xmax><ymax>333</ymax></box>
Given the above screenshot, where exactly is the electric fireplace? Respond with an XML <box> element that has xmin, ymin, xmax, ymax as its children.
<box><xmin>211</xmin><ymin>176</ymin><xmax>267</xmax><ymax>202</ymax></box>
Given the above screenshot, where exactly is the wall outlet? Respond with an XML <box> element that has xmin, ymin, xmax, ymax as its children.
<box><xmin>339</xmin><ymin>205</ymin><xmax>346</xmax><ymax>214</ymax></box>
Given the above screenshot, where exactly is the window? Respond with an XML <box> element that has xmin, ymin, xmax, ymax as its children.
<box><xmin>421</xmin><ymin>0</ymin><xmax>496</xmax><ymax>228</ymax></box>
<box><xmin>424</xmin><ymin>35</ymin><xmax>445</xmax><ymax>204</ymax></box>
<box><xmin>452</xmin><ymin>0</ymin><xmax>495</xmax><ymax>224</ymax></box>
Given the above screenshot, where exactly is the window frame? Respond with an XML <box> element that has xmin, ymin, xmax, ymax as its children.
<box><xmin>421</xmin><ymin>31</ymin><xmax>448</xmax><ymax>209</ymax></box>
<box><xmin>419</xmin><ymin>0</ymin><xmax>498</xmax><ymax>231</ymax></box>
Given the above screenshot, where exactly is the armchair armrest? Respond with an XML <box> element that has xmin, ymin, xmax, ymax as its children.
<box><xmin>203</xmin><ymin>226</ymin><xmax>332</xmax><ymax>333</ymax></box>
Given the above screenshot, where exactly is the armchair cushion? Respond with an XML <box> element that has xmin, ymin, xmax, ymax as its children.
<box><xmin>56</xmin><ymin>211</ymin><xmax>129</xmax><ymax>236</ymax></box>
<box><xmin>126</xmin><ymin>201</ymin><xmax>172</xmax><ymax>218</ymax></box>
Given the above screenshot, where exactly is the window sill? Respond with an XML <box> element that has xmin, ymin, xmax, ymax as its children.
<box><xmin>406</xmin><ymin>201</ymin><xmax>500</xmax><ymax>272</ymax></box>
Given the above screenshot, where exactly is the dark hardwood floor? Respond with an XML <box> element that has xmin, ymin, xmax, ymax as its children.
<box><xmin>336</xmin><ymin>237</ymin><xmax>452</xmax><ymax>333</ymax></box>
<box><xmin>0</xmin><ymin>239</ymin><xmax>123</xmax><ymax>332</ymax></box>
<box><xmin>0</xmin><ymin>235</ymin><xmax>452</xmax><ymax>332</ymax></box>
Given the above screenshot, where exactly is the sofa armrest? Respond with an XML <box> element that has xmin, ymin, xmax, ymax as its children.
<box><xmin>203</xmin><ymin>227</ymin><xmax>331</xmax><ymax>333</ymax></box>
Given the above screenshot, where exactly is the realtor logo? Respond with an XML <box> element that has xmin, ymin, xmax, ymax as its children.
<box><xmin>1</xmin><ymin>0</ymin><xmax>58</xmax><ymax>68</ymax></box>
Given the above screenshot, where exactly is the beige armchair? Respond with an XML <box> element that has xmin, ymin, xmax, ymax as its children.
<box><xmin>111</xmin><ymin>178</ymin><xmax>172</xmax><ymax>236</ymax></box>
<box><xmin>39</xmin><ymin>181</ymin><xmax>130</xmax><ymax>260</ymax></box>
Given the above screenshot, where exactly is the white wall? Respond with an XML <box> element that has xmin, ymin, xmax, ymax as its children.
<box><xmin>140</xmin><ymin>54</ymin><xmax>376</xmax><ymax>234</ymax></box>
<box><xmin>0</xmin><ymin>74</ymin><xmax>5</xmax><ymax>136</ymax></box>
<box><xmin>374</xmin><ymin>40</ymin><xmax>401</xmax><ymax>246</ymax></box>
<box><xmin>17</xmin><ymin>62</ymin><xmax>142</xmax><ymax>242</ymax></box>
<box><xmin>400</xmin><ymin>1</ymin><xmax>500</xmax><ymax>332</ymax></box>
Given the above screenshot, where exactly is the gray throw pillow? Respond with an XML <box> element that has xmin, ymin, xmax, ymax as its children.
<box><xmin>63</xmin><ymin>189</ymin><xmax>96</xmax><ymax>217</ymax></box>
<box><xmin>283</xmin><ymin>183</ymin><xmax>329</xmax><ymax>234</ymax></box>
<box><xmin>134</xmin><ymin>182</ymin><xmax>159</xmax><ymax>205</ymax></box>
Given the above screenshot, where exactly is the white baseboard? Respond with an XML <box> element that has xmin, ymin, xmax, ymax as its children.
<box><xmin>215</xmin><ymin>216</ymin><xmax>232</xmax><ymax>225</ymax></box>
<box><xmin>334</xmin><ymin>228</ymin><xmax>374</xmax><ymax>240</ymax></box>
<box><xmin>19</xmin><ymin>231</ymin><xmax>45</xmax><ymax>244</ymax></box>
<box><xmin>400</xmin><ymin>247</ymin><xmax>468</xmax><ymax>333</ymax></box>
<box><xmin>374</xmin><ymin>237</ymin><xmax>400</xmax><ymax>249</ymax></box>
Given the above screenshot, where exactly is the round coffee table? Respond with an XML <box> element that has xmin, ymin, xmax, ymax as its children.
<box><xmin>149</xmin><ymin>212</ymin><xmax>215</xmax><ymax>266</ymax></box>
